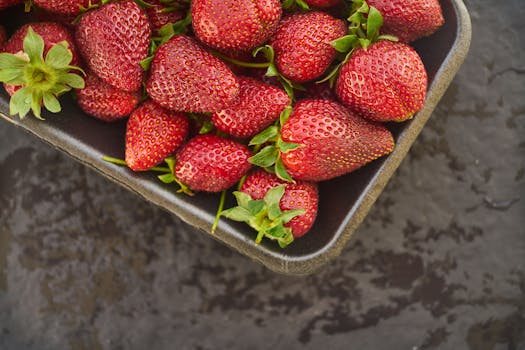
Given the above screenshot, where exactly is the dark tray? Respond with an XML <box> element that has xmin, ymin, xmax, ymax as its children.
<box><xmin>0</xmin><ymin>0</ymin><xmax>471</xmax><ymax>275</ymax></box>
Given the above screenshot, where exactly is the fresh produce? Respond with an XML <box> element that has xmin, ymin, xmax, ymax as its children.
<box><xmin>270</xmin><ymin>11</ymin><xmax>346</xmax><ymax>83</ymax></box>
<box><xmin>367</xmin><ymin>0</ymin><xmax>444</xmax><ymax>43</ymax></box>
<box><xmin>0</xmin><ymin>0</ymin><xmax>445</xmax><ymax>247</ymax></box>
<box><xmin>174</xmin><ymin>134</ymin><xmax>252</xmax><ymax>192</ymax></box>
<box><xmin>75</xmin><ymin>0</ymin><xmax>151</xmax><ymax>92</ymax></box>
<box><xmin>225</xmin><ymin>169</ymin><xmax>319</xmax><ymax>245</ymax></box>
<box><xmin>335</xmin><ymin>40</ymin><xmax>428</xmax><ymax>122</ymax></box>
<box><xmin>125</xmin><ymin>100</ymin><xmax>189</xmax><ymax>171</ymax></box>
<box><xmin>280</xmin><ymin>99</ymin><xmax>395</xmax><ymax>181</ymax></box>
<box><xmin>146</xmin><ymin>35</ymin><xmax>240</xmax><ymax>113</ymax></box>
<box><xmin>32</xmin><ymin>0</ymin><xmax>97</xmax><ymax>16</ymax></box>
<box><xmin>212</xmin><ymin>76</ymin><xmax>290</xmax><ymax>138</ymax></box>
<box><xmin>192</xmin><ymin>0</ymin><xmax>282</xmax><ymax>52</ymax></box>
<box><xmin>76</xmin><ymin>72</ymin><xmax>140</xmax><ymax>122</ymax></box>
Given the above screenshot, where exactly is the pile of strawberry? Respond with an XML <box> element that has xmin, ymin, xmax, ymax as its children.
<box><xmin>0</xmin><ymin>0</ymin><xmax>444</xmax><ymax>248</ymax></box>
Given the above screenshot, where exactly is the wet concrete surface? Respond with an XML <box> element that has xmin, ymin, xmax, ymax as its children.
<box><xmin>1</xmin><ymin>0</ymin><xmax>524</xmax><ymax>349</ymax></box>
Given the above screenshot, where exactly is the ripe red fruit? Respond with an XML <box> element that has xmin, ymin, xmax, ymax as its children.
<box><xmin>76</xmin><ymin>72</ymin><xmax>140</xmax><ymax>122</ymax></box>
<box><xmin>0</xmin><ymin>0</ymin><xmax>23</xmax><ymax>10</ymax></box>
<box><xmin>303</xmin><ymin>0</ymin><xmax>341</xmax><ymax>8</ymax></box>
<box><xmin>175</xmin><ymin>134</ymin><xmax>252</xmax><ymax>192</ymax></box>
<box><xmin>335</xmin><ymin>40</ymin><xmax>427</xmax><ymax>122</ymax></box>
<box><xmin>192</xmin><ymin>0</ymin><xmax>281</xmax><ymax>52</ymax></box>
<box><xmin>76</xmin><ymin>0</ymin><xmax>151</xmax><ymax>92</ymax></box>
<box><xmin>146</xmin><ymin>35</ymin><xmax>240</xmax><ymax>113</ymax></box>
<box><xmin>367</xmin><ymin>0</ymin><xmax>444</xmax><ymax>43</ymax></box>
<box><xmin>270</xmin><ymin>11</ymin><xmax>346</xmax><ymax>83</ymax></box>
<box><xmin>125</xmin><ymin>100</ymin><xmax>189</xmax><ymax>171</ymax></box>
<box><xmin>241</xmin><ymin>169</ymin><xmax>318</xmax><ymax>238</ymax></box>
<box><xmin>280</xmin><ymin>99</ymin><xmax>395</xmax><ymax>181</ymax></box>
<box><xmin>212</xmin><ymin>76</ymin><xmax>290</xmax><ymax>138</ymax></box>
<box><xmin>32</xmin><ymin>0</ymin><xmax>98</xmax><ymax>15</ymax></box>
<box><xmin>144</xmin><ymin>0</ymin><xmax>185</xmax><ymax>34</ymax></box>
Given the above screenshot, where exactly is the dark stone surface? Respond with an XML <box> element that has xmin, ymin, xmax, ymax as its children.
<box><xmin>0</xmin><ymin>0</ymin><xmax>524</xmax><ymax>349</ymax></box>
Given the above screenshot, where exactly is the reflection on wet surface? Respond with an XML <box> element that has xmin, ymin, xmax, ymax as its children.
<box><xmin>1</xmin><ymin>0</ymin><xmax>525</xmax><ymax>349</ymax></box>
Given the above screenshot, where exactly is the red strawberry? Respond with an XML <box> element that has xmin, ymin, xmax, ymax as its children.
<box><xmin>191</xmin><ymin>0</ymin><xmax>281</xmax><ymax>52</ymax></box>
<box><xmin>146</xmin><ymin>35</ymin><xmax>240</xmax><ymax>113</ymax></box>
<box><xmin>212</xmin><ymin>76</ymin><xmax>290</xmax><ymax>138</ymax></box>
<box><xmin>0</xmin><ymin>25</ymin><xmax>6</xmax><ymax>48</ymax></box>
<box><xmin>33</xmin><ymin>0</ymin><xmax>99</xmax><ymax>16</ymax></box>
<box><xmin>76</xmin><ymin>0</ymin><xmax>151</xmax><ymax>92</ymax></box>
<box><xmin>0</xmin><ymin>0</ymin><xmax>23</xmax><ymax>10</ymax></box>
<box><xmin>175</xmin><ymin>134</ymin><xmax>251</xmax><ymax>192</ymax></box>
<box><xmin>335</xmin><ymin>40</ymin><xmax>427</xmax><ymax>122</ymax></box>
<box><xmin>280</xmin><ymin>99</ymin><xmax>395</xmax><ymax>181</ymax></box>
<box><xmin>76</xmin><ymin>72</ymin><xmax>140</xmax><ymax>122</ymax></box>
<box><xmin>0</xmin><ymin>23</ymin><xmax>84</xmax><ymax>119</ymax></box>
<box><xmin>125</xmin><ymin>100</ymin><xmax>189</xmax><ymax>171</ymax></box>
<box><xmin>303</xmin><ymin>0</ymin><xmax>341</xmax><ymax>8</ymax></box>
<box><xmin>269</xmin><ymin>11</ymin><xmax>346</xmax><ymax>83</ymax></box>
<box><xmin>144</xmin><ymin>0</ymin><xmax>186</xmax><ymax>34</ymax></box>
<box><xmin>240</xmin><ymin>169</ymin><xmax>318</xmax><ymax>238</ymax></box>
<box><xmin>367</xmin><ymin>0</ymin><xmax>444</xmax><ymax>43</ymax></box>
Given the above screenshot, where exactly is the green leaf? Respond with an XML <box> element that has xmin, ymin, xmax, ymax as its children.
<box><xmin>164</xmin><ymin>156</ymin><xmax>176</xmax><ymax>173</ymax></box>
<box><xmin>0</xmin><ymin>53</ymin><xmax>28</xmax><ymax>70</ymax></box>
<box><xmin>279</xmin><ymin>105</ymin><xmax>292</xmax><ymax>127</ymax></box>
<box><xmin>232</xmin><ymin>191</ymin><xmax>253</xmax><ymax>209</ymax></box>
<box><xmin>366</xmin><ymin>6</ymin><xmax>383</xmax><ymax>40</ymax></box>
<box><xmin>378</xmin><ymin>34</ymin><xmax>399</xmax><ymax>42</ymax></box>
<box><xmin>295</xmin><ymin>0</ymin><xmax>310</xmax><ymax>10</ymax></box>
<box><xmin>61</xmin><ymin>73</ymin><xmax>85</xmax><ymax>89</ymax></box>
<box><xmin>265</xmin><ymin>64</ymin><xmax>279</xmax><ymax>77</ymax></box>
<box><xmin>274</xmin><ymin>157</ymin><xmax>295</xmax><ymax>183</ymax></box>
<box><xmin>140</xmin><ymin>56</ymin><xmax>154</xmax><ymax>71</ymax></box>
<box><xmin>247</xmin><ymin>200</ymin><xmax>265</xmax><ymax>215</ymax></box>
<box><xmin>281</xmin><ymin>0</ymin><xmax>294</xmax><ymax>9</ymax></box>
<box><xmin>263</xmin><ymin>184</ymin><xmax>285</xmax><ymax>207</ymax></box>
<box><xmin>23</xmin><ymin>27</ymin><xmax>45</xmax><ymax>64</ymax></box>
<box><xmin>45</xmin><ymin>42</ymin><xmax>73</xmax><ymax>69</ymax></box>
<box><xmin>277</xmin><ymin>138</ymin><xmax>301</xmax><ymax>153</ymax></box>
<box><xmin>253</xmin><ymin>45</ymin><xmax>274</xmax><ymax>63</ymax></box>
<box><xmin>268</xmin><ymin>203</ymin><xmax>282</xmax><ymax>221</ymax></box>
<box><xmin>221</xmin><ymin>206</ymin><xmax>253</xmax><ymax>222</ymax></box>
<box><xmin>9</xmin><ymin>87</ymin><xmax>32</xmax><ymax>119</ymax></box>
<box><xmin>0</xmin><ymin>67</ymin><xmax>25</xmax><ymax>85</ymax></box>
<box><xmin>280</xmin><ymin>209</ymin><xmax>305</xmax><ymax>224</ymax></box>
<box><xmin>249</xmin><ymin>145</ymin><xmax>279</xmax><ymax>168</ymax></box>
<box><xmin>359</xmin><ymin>38</ymin><xmax>371</xmax><ymax>50</ymax></box>
<box><xmin>331</xmin><ymin>35</ymin><xmax>358</xmax><ymax>53</ymax></box>
<box><xmin>278</xmin><ymin>76</ymin><xmax>295</xmax><ymax>101</ymax></box>
<box><xmin>158</xmin><ymin>173</ymin><xmax>176</xmax><ymax>184</ymax></box>
<box><xmin>249</xmin><ymin>125</ymin><xmax>279</xmax><ymax>146</ymax></box>
<box><xmin>31</xmin><ymin>90</ymin><xmax>43</xmax><ymax>119</ymax></box>
<box><xmin>42</xmin><ymin>92</ymin><xmax>61</xmax><ymax>113</ymax></box>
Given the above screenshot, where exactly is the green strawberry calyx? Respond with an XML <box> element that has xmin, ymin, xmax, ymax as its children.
<box><xmin>248</xmin><ymin>105</ymin><xmax>302</xmax><ymax>183</ymax></box>
<box><xmin>221</xmin><ymin>185</ymin><xmax>305</xmax><ymax>248</ymax></box>
<box><xmin>318</xmin><ymin>0</ymin><xmax>398</xmax><ymax>86</ymax></box>
<box><xmin>281</xmin><ymin>0</ymin><xmax>310</xmax><ymax>11</ymax></box>
<box><xmin>0</xmin><ymin>27</ymin><xmax>85</xmax><ymax>120</ymax></box>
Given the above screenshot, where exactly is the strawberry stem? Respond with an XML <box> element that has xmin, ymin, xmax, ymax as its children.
<box><xmin>102</xmin><ymin>156</ymin><xmax>171</xmax><ymax>173</ymax></box>
<box><xmin>211</xmin><ymin>190</ymin><xmax>227</xmax><ymax>234</ymax></box>
<box><xmin>212</xmin><ymin>51</ymin><xmax>271</xmax><ymax>69</ymax></box>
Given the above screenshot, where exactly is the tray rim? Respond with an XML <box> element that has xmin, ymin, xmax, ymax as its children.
<box><xmin>0</xmin><ymin>0</ymin><xmax>472</xmax><ymax>276</ymax></box>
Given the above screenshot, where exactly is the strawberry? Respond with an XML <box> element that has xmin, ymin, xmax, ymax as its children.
<box><xmin>0</xmin><ymin>23</ymin><xmax>84</xmax><ymax>119</ymax></box>
<box><xmin>240</xmin><ymin>169</ymin><xmax>318</xmax><ymax>238</ymax></box>
<box><xmin>146</xmin><ymin>35</ymin><xmax>240</xmax><ymax>113</ymax></box>
<box><xmin>269</xmin><ymin>11</ymin><xmax>346</xmax><ymax>83</ymax></box>
<box><xmin>175</xmin><ymin>134</ymin><xmax>251</xmax><ymax>192</ymax></box>
<box><xmin>367</xmin><ymin>0</ymin><xmax>444</xmax><ymax>43</ymax></box>
<box><xmin>76</xmin><ymin>72</ymin><xmax>140</xmax><ymax>122</ymax></box>
<box><xmin>125</xmin><ymin>100</ymin><xmax>189</xmax><ymax>171</ymax></box>
<box><xmin>32</xmin><ymin>0</ymin><xmax>98</xmax><ymax>16</ymax></box>
<box><xmin>0</xmin><ymin>0</ymin><xmax>23</xmax><ymax>10</ymax></box>
<box><xmin>280</xmin><ymin>99</ymin><xmax>394</xmax><ymax>181</ymax></box>
<box><xmin>144</xmin><ymin>0</ymin><xmax>186</xmax><ymax>34</ymax></box>
<box><xmin>191</xmin><ymin>0</ymin><xmax>281</xmax><ymax>52</ymax></box>
<box><xmin>221</xmin><ymin>169</ymin><xmax>318</xmax><ymax>247</ymax></box>
<box><xmin>212</xmin><ymin>76</ymin><xmax>290</xmax><ymax>139</ymax></box>
<box><xmin>76</xmin><ymin>0</ymin><xmax>151</xmax><ymax>92</ymax></box>
<box><xmin>335</xmin><ymin>40</ymin><xmax>427</xmax><ymax>122</ymax></box>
